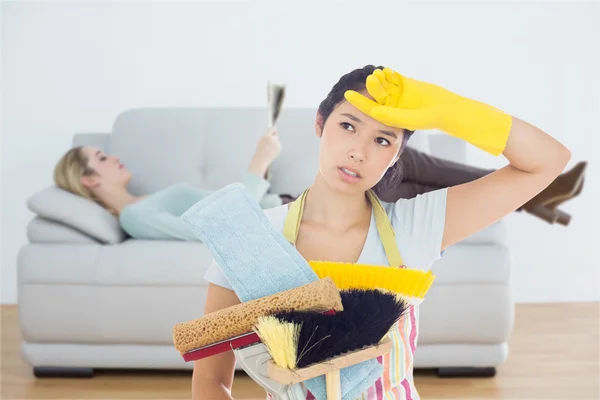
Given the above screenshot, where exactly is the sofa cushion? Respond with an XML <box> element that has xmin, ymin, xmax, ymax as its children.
<box><xmin>18</xmin><ymin>239</ymin><xmax>214</xmax><ymax>286</ymax></box>
<box><xmin>17</xmin><ymin>239</ymin><xmax>511</xmax><ymax>347</ymax></box>
<box><xmin>18</xmin><ymin>240</ymin><xmax>215</xmax><ymax>346</ymax></box>
<box><xmin>27</xmin><ymin>186</ymin><xmax>126</xmax><ymax>244</ymax></box>
<box><xmin>416</xmin><ymin>243</ymin><xmax>513</xmax><ymax>345</ymax></box>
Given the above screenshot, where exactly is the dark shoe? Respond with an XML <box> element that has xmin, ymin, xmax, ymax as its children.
<box><xmin>547</xmin><ymin>175</ymin><xmax>584</xmax><ymax>210</ymax></box>
<box><xmin>522</xmin><ymin>182</ymin><xmax>581</xmax><ymax>226</ymax></box>
<box><xmin>527</xmin><ymin>161</ymin><xmax>587</xmax><ymax>206</ymax></box>
<box><xmin>523</xmin><ymin>204</ymin><xmax>564</xmax><ymax>224</ymax></box>
<box><xmin>522</xmin><ymin>161</ymin><xmax>587</xmax><ymax>224</ymax></box>
<box><xmin>543</xmin><ymin>176</ymin><xmax>584</xmax><ymax>226</ymax></box>
<box><xmin>554</xmin><ymin>209</ymin><xmax>571</xmax><ymax>226</ymax></box>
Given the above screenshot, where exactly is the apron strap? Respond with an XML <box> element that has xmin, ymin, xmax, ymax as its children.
<box><xmin>365</xmin><ymin>190</ymin><xmax>404</xmax><ymax>267</ymax></box>
<box><xmin>282</xmin><ymin>189</ymin><xmax>308</xmax><ymax>244</ymax></box>
<box><xmin>282</xmin><ymin>189</ymin><xmax>404</xmax><ymax>267</ymax></box>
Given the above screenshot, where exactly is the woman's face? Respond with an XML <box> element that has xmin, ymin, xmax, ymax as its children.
<box><xmin>316</xmin><ymin>95</ymin><xmax>405</xmax><ymax>195</ymax></box>
<box><xmin>80</xmin><ymin>146</ymin><xmax>132</xmax><ymax>189</ymax></box>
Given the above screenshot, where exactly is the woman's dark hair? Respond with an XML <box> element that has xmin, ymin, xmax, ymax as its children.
<box><xmin>317</xmin><ymin>64</ymin><xmax>414</xmax><ymax>198</ymax></box>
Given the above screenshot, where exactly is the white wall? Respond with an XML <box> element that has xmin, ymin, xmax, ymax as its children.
<box><xmin>2</xmin><ymin>1</ymin><xmax>599</xmax><ymax>304</ymax></box>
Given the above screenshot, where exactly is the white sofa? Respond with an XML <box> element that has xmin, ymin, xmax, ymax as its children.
<box><xmin>18</xmin><ymin>107</ymin><xmax>514</xmax><ymax>378</ymax></box>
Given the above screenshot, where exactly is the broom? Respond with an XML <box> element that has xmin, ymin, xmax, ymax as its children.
<box><xmin>251</xmin><ymin>260</ymin><xmax>434</xmax><ymax>398</ymax></box>
<box><xmin>308</xmin><ymin>260</ymin><xmax>435</xmax><ymax>305</ymax></box>
<box><xmin>173</xmin><ymin>280</ymin><xmax>409</xmax><ymax>399</ymax></box>
<box><xmin>253</xmin><ymin>287</ymin><xmax>410</xmax><ymax>399</ymax></box>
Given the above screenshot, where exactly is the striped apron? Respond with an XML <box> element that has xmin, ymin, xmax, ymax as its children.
<box><xmin>267</xmin><ymin>189</ymin><xmax>420</xmax><ymax>400</ymax></box>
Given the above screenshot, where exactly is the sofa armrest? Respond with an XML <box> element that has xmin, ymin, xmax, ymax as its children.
<box><xmin>27</xmin><ymin>216</ymin><xmax>100</xmax><ymax>244</ymax></box>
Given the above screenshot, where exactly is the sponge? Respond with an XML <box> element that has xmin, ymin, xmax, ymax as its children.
<box><xmin>172</xmin><ymin>277</ymin><xmax>343</xmax><ymax>355</ymax></box>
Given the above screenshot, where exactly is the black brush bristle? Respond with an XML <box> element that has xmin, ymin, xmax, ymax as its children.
<box><xmin>272</xmin><ymin>288</ymin><xmax>409</xmax><ymax>369</ymax></box>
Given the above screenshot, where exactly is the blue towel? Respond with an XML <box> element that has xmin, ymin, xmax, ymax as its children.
<box><xmin>181</xmin><ymin>182</ymin><xmax>383</xmax><ymax>400</ymax></box>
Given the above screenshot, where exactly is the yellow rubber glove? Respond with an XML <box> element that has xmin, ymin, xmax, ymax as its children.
<box><xmin>344</xmin><ymin>68</ymin><xmax>513</xmax><ymax>156</ymax></box>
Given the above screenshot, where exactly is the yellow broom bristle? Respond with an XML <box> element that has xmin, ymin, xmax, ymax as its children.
<box><xmin>308</xmin><ymin>260</ymin><xmax>435</xmax><ymax>299</ymax></box>
<box><xmin>253</xmin><ymin>316</ymin><xmax>301</xmax><ymax>369</ymax></box>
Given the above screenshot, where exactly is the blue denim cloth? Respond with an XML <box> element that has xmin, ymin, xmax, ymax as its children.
<box><xmin>181</xmin><ymin>182</ymin><xmax>382</xmax><ymax>400</ymax></box>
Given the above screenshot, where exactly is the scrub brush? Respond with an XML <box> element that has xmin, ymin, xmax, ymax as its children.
<box><xmin>309</xmin><ymin>260</ymin><xmax>435</xmax><ymax>305</ymax></box>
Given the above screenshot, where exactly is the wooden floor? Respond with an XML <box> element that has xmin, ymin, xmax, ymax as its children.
<box><xmin>2</xmin><ymin>303</ymin><xmax>599</xmax><ymax>399</ymax></box>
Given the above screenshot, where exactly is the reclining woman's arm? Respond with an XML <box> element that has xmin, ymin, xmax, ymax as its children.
<box><xmin>118</xmin><ymin>172</ymin><xmax>280</xmax><ymax>241</ymax></box>
<box><xmin>118</xmin><ymin>128</ymin><xmax>284</xmax><ymax>241</ymax></box>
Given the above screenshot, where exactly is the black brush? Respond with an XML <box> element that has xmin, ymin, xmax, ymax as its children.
<box><xmin>253</xmin><ymin>288</ymin><xmax>409</xmax><ymax>370</ymax></box>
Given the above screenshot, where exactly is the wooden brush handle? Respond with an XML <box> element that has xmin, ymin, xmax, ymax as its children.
<box><xmin>267</xmin><ymin>338</ymin><xmax>392</xmax><ymax>385</ymax></box>
<box><xmin>326</xmin><ymin>370</ymin><xmax>341</xmax><ymax>400</ymax></box>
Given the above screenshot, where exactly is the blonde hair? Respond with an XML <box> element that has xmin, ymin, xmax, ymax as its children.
<box><xmin>53</xmin><ymin>146</ymin><xmax>117</xmax><ymax>215</ymax></box>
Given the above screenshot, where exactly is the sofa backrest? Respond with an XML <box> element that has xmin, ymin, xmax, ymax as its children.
<box><xmin>73</xmin><ymin>107</ymin><xmax>452</xmax><ymax>197</ymax></box>
<box><xmin>102</xmin><ymin>107</ymin><xmax>321</xmax><ymax>196</ymax></box>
